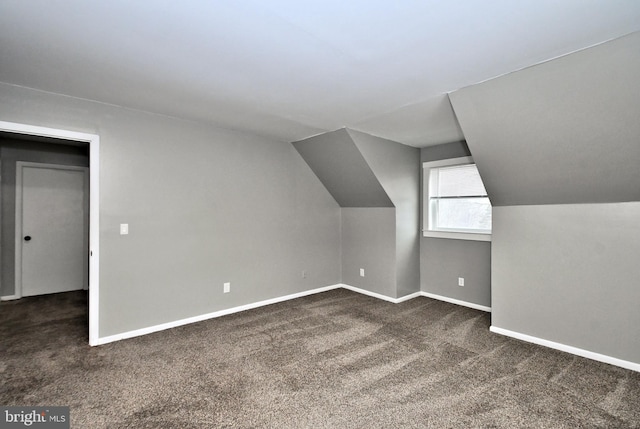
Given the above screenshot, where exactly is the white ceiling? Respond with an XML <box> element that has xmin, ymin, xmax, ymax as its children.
<box><xmin>1</xmin><ymin>1</ymin><xmax>639</xmax><ymax>147</ymax></box>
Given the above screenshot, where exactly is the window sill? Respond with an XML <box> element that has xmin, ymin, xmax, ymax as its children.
<box><xmin>422</xmin><ymin>230</ymin><xmax>492</xmax><ymax>242</ymax></box>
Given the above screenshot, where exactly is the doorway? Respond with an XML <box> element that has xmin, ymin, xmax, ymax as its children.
<box><xmin>0</xmin><ymin>121</ymin><xmax>100</xmax><ymax>345</ymax></box>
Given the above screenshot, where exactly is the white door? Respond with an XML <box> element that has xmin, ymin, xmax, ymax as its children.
<box><xmin>16</xmin><ymin>162</ymin><xmax>89</xmax><ymax>297</ymax></box>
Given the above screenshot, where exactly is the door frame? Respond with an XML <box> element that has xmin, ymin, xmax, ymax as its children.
<box><xmin>0</xmin><ymin>121</ymin><xmax>100</xmax><ymax>346</ymax></box>
<box><xmin>15</xmin><ymin>162</ymin><xmax>90</xmax><ymax>298</ymax></box>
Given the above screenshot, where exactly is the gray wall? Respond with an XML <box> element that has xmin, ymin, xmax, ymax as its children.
<box><xmin>292</xmin><ymin>129</ymin><xmax>393</xmax><ymax>207</ymax></box>
<box><xmin>449</xmin><ymin>32</ymin><xmax>640</xmax><ymax>207</ymax></box>
<box><xmin>420</xmin><ymin>140</ymin><xmax>470</xmax><ymax>164</ymax></box>
<box><xmin>448</xmin><ymin>33</ymin><xmax>640</xmax><ymax>365</ymax></box>
<box><xmin>341</xmin><ymin>208</ymin><xmax>396</xmax><ymax>297</ymax></box>
<box><xmin>420</xmin><ymin>142</ymin><xmax>492</xmax><ymax>308</ymax></box>
<box><xmin>421</xmin><ymin>238</ymin><xmax>491</xmax><ymax>307</ymax></box>
<box><xmin>492</xmin><ymin>203</ymin><xmax>640</xmax><ymax>363</ymax></box>
<box><xmin>0</xmin><ymin>82</ymin><xmax>341</xmax><ymax>338</ymax></box>
<box><xmin>348</xmin><ymin>130</ymin><xmax>420</xmax><ymax>297</ymax></box>
<box><xmin>0</xmin><ymin>138</ymin><xmax>89</xmax><ymax>297</ymax></box>
<box><xmin>294</xmin><ymin>128</ymin><xmax>420</xmax><ymax>299</ymax></box>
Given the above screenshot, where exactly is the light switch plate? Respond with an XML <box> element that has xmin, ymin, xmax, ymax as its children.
<box><xmin>120</xmin><ymin>224</ymin><xmax>129</xmax><ymax>235</ymax></box>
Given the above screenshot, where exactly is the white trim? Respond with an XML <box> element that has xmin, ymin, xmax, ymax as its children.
<box><xmin>96</xmin><ymin>285</ymin><xmax>342</xmax><ymax>345</ymax></box>
<box><xmin>423</xmin><ymin>230</ymin><xmax>492</xmax><ymax>242</ymax></box>
<box><xmin>1</xmin><ymin>295</ymin><xmax>20</xmax><ymax>301</ymax></box>
<box><xmin>0</xmin><ymin>121</ymin><xmax>100</xmax><ymax>346</ymax></box>
<box><xmin>420</xmin><ymin>291</ymin><xmax>491</xmax><ymax>312</ymax></box>
<box><xmin>422</xmin><ymin>156</ymin><xmax>474</xmax><ymax>170</ymax></box>
<box><xmin>490</xmin><ymin>326</ymin><xmax>640</xmax><ymax>373</ymax></box>
<box><xmin>422</xmin><ymin>156</ymin><xmax>492</xmax><ymax>242</ymax></box>
<box><xmin>95</xmin><ymin>284</ymin><xmax>497</xmax><ymax>345</ymax></box>
<box><xmin>97</xmin><ymin>285</ymin><xmax>424</xmax><ymax>345</ymax></box>
<box><xmin>88</xmin><ymin>133</ymin><xmax>100</xmax><ymax>346</ymax></box>
<box><xmin>396</xmin><ymin>292</ymin><xmax>422</xmax><ymax>303</ymax></box>
<box><xmin>340</xmin><ymin>284</ymin><xmax>420</xmax><ymax>303</ymax></box>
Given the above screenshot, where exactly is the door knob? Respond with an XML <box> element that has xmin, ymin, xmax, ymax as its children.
<box><xmin>24</xmin><ymin>236</ymin><xmax>31</xmax><ymax>241</ymax></box>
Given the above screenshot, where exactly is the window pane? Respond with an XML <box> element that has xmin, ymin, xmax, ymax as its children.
<box><xmin>436</xmin><ymin>164</ymin><xmax>487</xmax><ymax>197</ymax></box>
<box><xmin>432</xmin><ymin>197</ymin><xmax>492</xmax><ymax>231</ymax></box>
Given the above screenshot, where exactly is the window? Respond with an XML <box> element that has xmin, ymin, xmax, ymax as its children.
<box><xmin>423</xmin><ymin>156</ymin><xmax>492</xmax><ymax>241</ymax></box>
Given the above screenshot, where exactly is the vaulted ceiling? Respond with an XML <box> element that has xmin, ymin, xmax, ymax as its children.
<box><xmin>1</xmin><ymin>1</ymin><xmax>639</xmax><ymax>147</ymax></box>
<box><xmin>450</xmin><ymin>31</ymin><xmax>640</xmax><ymax>206</ymax></box>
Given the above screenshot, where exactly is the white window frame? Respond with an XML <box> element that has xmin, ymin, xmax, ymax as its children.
<box><xmin>423</xmin><ymin>156</ymin><xmax>491</xmax><ymax>242</ymax></box>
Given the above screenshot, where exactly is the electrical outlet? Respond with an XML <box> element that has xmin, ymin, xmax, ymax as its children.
<box><xmin>224</xmin><ymin>282</ymin><xmax>230</xmax><ymax>293</ymax></box>
<box><xmin>458</xmin><ymin>277</ymin><xmax>465</xmax><ymax>287</ymax></box>
<box><xmin>360</xmin><ymin>268</ymin><xmax>365</xmax><ymax>277</ymax></box>
<box><xmin>302</xmin><ymin>270</ymin><xmax>307</xmax><ymax>279</ymax></box>
<box><xmin>120</xmin><ymin>224</ymin><xmax>129</xmax><ymax>235</ymax></box>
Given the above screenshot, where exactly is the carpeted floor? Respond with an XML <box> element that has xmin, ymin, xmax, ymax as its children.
<box><xmin>1</xmin><ymin>289</ymin><xmax>639</xmax><ymax>428</ymax></box>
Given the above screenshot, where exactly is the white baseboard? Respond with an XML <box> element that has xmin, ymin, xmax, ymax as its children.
<box><xmin>96</xmin><ymin>285</ymin><xmax>341</xmax><ymax>345</ymax></box>
<box><xmin>94</xmin><ymin>285</ymin><xmax>639</xmax><ymax>373</ymax></box>
<box><xmin>1</xmin><ymin>295</ymin><xmax>19</xmax><ymax>301</ymax></box>
<box><xmin>96</xmin><ymin>285</ymin><xmax>492</xmax><ymax>345</ymax></box>
<box><xmin>490</xmin><ymin>326</ymin><xmax>640</xmax><ymax>373</ymax></box>
<box><xmin>397</xmin><ymin>292</ymin><xmax>423</xmax><ymax>303</ymax></box>
<box><xmin>420</xmin><ymin>291</ymin><xmax>491</xmax><ymax>312</ymax></box>
<box><xmin>98</xmin><ymin>284</ymin><xmax>411</xmax><ymax>345</ymax></box>
<box><xmin>340</xmin><ymin>284</ymin><xmax>420</xmax><ymax>304</ymax></box>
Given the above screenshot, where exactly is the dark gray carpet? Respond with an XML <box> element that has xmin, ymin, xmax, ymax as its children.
<box><xmin>1</xmin><ymin>289</ymin><xmax>639</xmax><ymax>428</ymax></box>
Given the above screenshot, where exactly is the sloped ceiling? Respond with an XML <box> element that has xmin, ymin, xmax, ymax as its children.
<box><xmin>293</xmin><ymin>129</ymin><xmax>393</xmax><ymax>207</ymax></box>
<box><xmin>449</xmin><ymin>32</ymin><xmax>640</xmax><ymax>206</ymax></box>
<box><xmin>1</xmin><ymin>1</ymin><xmax>640</xmax><ymax>147</ymax></box>
<box><xmin>347</xmin><ymin>129</ymin><xmax>419</xmax><ymax>208</ymax></box>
